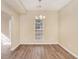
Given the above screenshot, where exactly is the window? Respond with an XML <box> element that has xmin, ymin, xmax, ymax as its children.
<box><xmin>35</xmin><ymin>15</ymin><xmax>45</xmax><ymax>40</ymax></box>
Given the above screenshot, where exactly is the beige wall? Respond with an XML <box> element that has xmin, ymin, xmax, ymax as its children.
<box><xmin>11</xmin><ymin>15</ymin><xmax>20</xmax><ymax>50</ymax></box>
<box><xmin>59</xmin><ymin>0</ymin><xmax>78</xmax><ymax>56</ymax></box>
<box><xmin>1</xmin><ymin>1</ymin><xmax>20</xmax><ymax>50</ymax></box>
<box><xmin>1</xmin><ymin>12</ymin><xmax>10</xmax><ymax>38</ymax></box>
<box><xmin>20</xmin><ymin>11</ymin><xmax>58</xmax><ymax>44</ymax></box>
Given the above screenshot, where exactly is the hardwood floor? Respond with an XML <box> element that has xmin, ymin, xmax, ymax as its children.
<box><xmin>2</xmin><ymin>45</ymin><xmax>77</xmax><ymax>59</ymax></box>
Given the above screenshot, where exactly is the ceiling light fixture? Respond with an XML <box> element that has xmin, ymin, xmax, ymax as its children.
<box><xmin>39</xmin><ymin>0</ymin><xmax>42</xmax><ymax>2</ymax></box>
<box><xmin>38</xmin><ymin>0</ymin><xmax>42</xmax><ymax>8</ymax></box>
<box><xmin>35</xmin><ymin>15</ymin><xmax>45</xmax><ymax>19</ymax></box>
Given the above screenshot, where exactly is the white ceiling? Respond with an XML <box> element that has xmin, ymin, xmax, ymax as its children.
<box><xmin>20</xmin><ymin>0</ymin><xmax>71</xmax><ymax>11</ymax></box>
<box><xmin>2</xmin><ymin>0</ymin><xmax>71</xmax><ymax>13</ymax></box>
<box><xmin>2</xmin><ymin>0</ymin><xmax>26</xmax><ymax>14</ymax></box>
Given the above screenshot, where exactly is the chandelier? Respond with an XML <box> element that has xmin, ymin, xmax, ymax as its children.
<box><xmin>35</xmin><ymin>15</ymin><xmax>45</xmax><ymax>19</ymax></box>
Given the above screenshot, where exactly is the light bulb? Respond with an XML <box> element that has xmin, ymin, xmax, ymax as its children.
<box><xmin>39</xmin><ymin>15</ymin><xmax>42</xmax><ymax>19</ymax></box>
<box><xmin>35</xmin><ymin>16</ymin><xmax>38</xmax><ymax>19</ymax></box>
<box><xmin>43</xmin><ymin>16</ymin><xmax>45</xmax><ymax>19</ymax></box>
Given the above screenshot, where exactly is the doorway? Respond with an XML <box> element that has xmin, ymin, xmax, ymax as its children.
<box><xmin>1</xmin><ymin>11</ymin><xmax>12</xmax><ymax>59</ymax></box>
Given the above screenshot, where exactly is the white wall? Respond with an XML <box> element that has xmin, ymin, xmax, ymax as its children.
<box><xmin>59</xmin><ymin>0</ymin><xmax>78</xmax><ymax>56</ymax></box>
<box><xmin>20</xmin><ymin>11</ymin><xmax>58</xmax><ymax>44</ymax></box>
<box><xmin>1</xmin><ymin>12</ymin><xmax>10</xmax><ymax>39</ymax></box>
<box><xmin>11</xmin><ymin>15</ymin><xmax>20</xmax><ymax>50</ymax></box>
<box><xmin>1</xmin><ymin>1</ymin><xmax>20</xmax><ymax>50</ymax></box>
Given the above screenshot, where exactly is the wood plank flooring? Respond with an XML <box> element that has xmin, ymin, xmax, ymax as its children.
<box><xmin>2</xmin><ymin>45</ymin><xmax>77</xmax><ymax>59</ymax></box>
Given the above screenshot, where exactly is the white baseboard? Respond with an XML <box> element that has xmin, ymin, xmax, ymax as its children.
<box><xmin>20</xmin><ymin>43</ymin><xmax>58</xmax><ymax>45</ymax></box>
<box><xmin>58</xmin><ymin>43</ymin><xmax>77</xmax><ymax>58</ymax></box>
<box><xmin>11</xmin><ymin>44</ymin><xmax>20</xmax><ymax>51</ymax></box>
<box><xmin>20</xmin><ymin>41</ymin><xmax>58</xmax><ymax>45</ymax></box>
<box><xmin>10</xmin><ymin>42</ymin><xmax>58</xmax><ymax>51</ymax></box>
